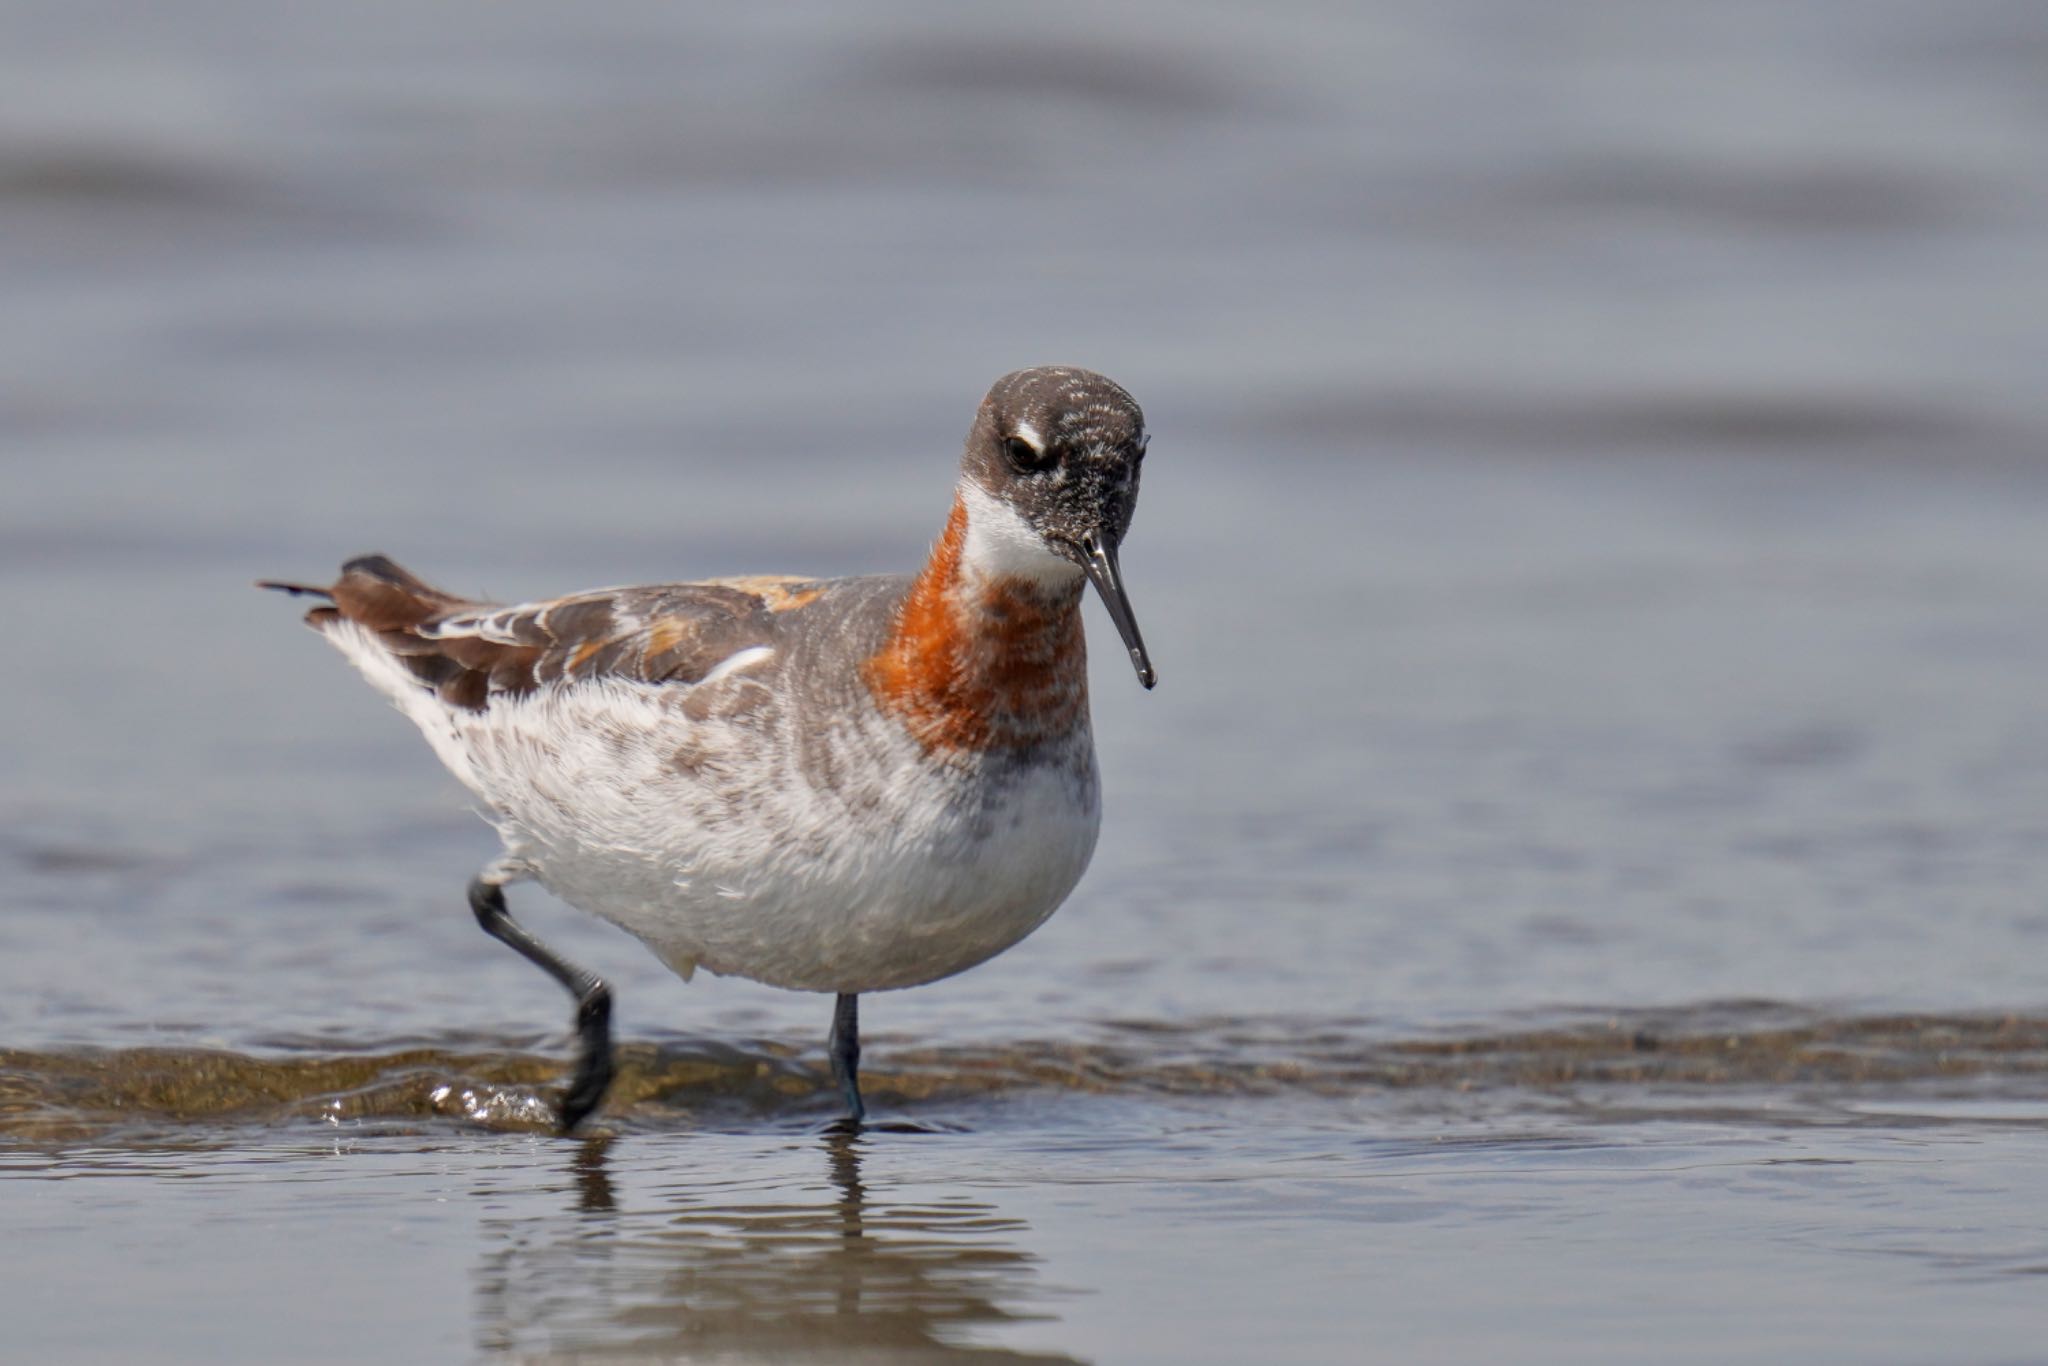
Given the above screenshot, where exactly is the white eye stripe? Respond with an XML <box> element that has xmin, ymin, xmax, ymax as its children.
<box><xmin>1009</xmin><ymin>420</ymin><xmax>1043</xmax><ymax>452</ymax></box>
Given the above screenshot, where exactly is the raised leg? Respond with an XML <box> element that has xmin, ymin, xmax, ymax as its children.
<box><xmin>467</xmin><ymin>872</ymin><xmax>614</xmax><ymax>1133</ymax></box>
<box><xmin>828</xmin><ymin>992</ymin><xmax>865</xmax><ymax>1124</ymax></box>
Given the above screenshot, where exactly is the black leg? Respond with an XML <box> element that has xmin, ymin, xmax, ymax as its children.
<box><xmin>467</xmin><ymin>875</ymin><xmax>614</xmax><ymax>1133</ymax></box>
<box><xmin>828</xmin><ymin>992</ymin><xmax>865</xmax><ymax>1124</ymax></box>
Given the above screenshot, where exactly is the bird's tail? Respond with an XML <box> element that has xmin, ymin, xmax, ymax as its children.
<box><xmin>258</xmin><ymin>554</ymin><xmax>467</xmax><ymax>631</ymax></box>
<box><xmin>255</xmin><ymin>579</ymin><xmax>333</xmax><ymax>599</ymax></box>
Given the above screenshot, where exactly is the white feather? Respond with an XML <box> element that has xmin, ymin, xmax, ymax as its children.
<box><xmin>698</xmin><ymin>645</ymin><xmax>774</xmax><ymax>685</ymax></box>
<box><xmin>959</xmin><ymin>480</ymin><xmax>1082</xmax><ymax>586</ymax></box>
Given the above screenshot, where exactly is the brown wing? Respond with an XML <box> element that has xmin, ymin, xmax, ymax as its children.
<box><xmin>292</xmin><ymin>555</ymin><xmax>819</xmax><ymax>712</ymax></box>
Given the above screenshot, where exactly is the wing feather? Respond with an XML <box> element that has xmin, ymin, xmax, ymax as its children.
<box><xmin>308</xmin><ymin>557</ymin><xmax>815</xmax><ymax>711</ymax></box>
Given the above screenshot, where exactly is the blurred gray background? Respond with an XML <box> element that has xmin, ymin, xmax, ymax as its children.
<box><xmin>7</xmin><ymin>1</ymin><xmax>2048</xmax><ymax>1036</ymax></box>
<box><xmin>8</xmin><ymin>6</ymin><xmax>2048</xmax><ymax>1364</ymax></box>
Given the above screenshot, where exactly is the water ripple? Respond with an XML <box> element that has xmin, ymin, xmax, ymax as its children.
<box><xmin>5</xmin><ymin>1006</ymin><xmax>2045</xmax><ymax>1141</ymax></box>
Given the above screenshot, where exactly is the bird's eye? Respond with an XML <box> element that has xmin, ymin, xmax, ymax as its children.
<box><xmin>1132</xmin><ymin>433</ymin><xmax>1150</xmax><ymax>461</ymax></box>
<box><xmin>1004</xmin><ymin>435</ymin><xmax>1055</xmax><ymax>473</ymax></box>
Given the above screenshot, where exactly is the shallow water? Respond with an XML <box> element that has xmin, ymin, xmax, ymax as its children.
<box><xmin>6</xmin><ymin>1</ymin><xmax>2048</xmax><ymax>1362</ymax></box>
<box><xmin>8</xmin><ymin>1011</ymin><xmax>2048</xmax><ymax>1365</ymax></box>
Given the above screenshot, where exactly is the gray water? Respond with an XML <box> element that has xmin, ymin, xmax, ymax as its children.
<box><xmin>6</xmin><ymin>2</ymin><xmax>2048</xmax><ymax>1361</ymax></box>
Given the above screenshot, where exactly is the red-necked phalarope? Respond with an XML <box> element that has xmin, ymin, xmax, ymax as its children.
<box><xmin>262</xmin><ymin>366</ymin><xmax>1155</xmax><ymax>1130</ymax></box>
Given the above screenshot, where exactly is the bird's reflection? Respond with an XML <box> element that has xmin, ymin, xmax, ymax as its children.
<box><xmin>570</xmin><ymin>1134</ymin><xmax>617</xmax><ymax>1215</ymax></box>
<box><xmin>471</xmin><ymin>1130</ymin><xmax>1083</xmax><ymax>1362</ymax></box>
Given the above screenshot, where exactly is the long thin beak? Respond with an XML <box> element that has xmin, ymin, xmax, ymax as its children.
<box><xmin>1080</xmin><ymin>531</ymin><xmax>1157</xmax><ymax>689</ymax></box>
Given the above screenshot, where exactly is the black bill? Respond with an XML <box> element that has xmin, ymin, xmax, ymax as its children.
<box><xmin>1080</xmin><ymin>531</ymin><xmax>1157</xmax><ymax>689</ymax></box>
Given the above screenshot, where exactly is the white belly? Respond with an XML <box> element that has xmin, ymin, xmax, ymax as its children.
<box><xmin>541</xmin><ymin>750</ymin><xmax>1102</xmax><ymax>992</ymax></box>
<box><xmin>401</xmin><ymin>665</ymin><xmax>1103</xmax><ymax>993</ymax></box>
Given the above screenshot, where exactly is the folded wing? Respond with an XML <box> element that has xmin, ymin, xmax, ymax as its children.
<box><xmin>280</xmin><ymin>555</ymin><xmax>817</xmax><ymax>712</ymax></box>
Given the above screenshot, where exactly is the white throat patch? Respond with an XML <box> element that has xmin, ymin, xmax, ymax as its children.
<box><xmin>959</xmin><ymin>480</ymin><xmax>1081</xmax><ymax>585</ymax></box>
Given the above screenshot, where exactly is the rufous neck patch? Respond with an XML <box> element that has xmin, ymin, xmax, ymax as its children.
<box><xmin>863</xmin><ymin>496</ymin><xmax>1089</xmax><ymax>753</ymax></box>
